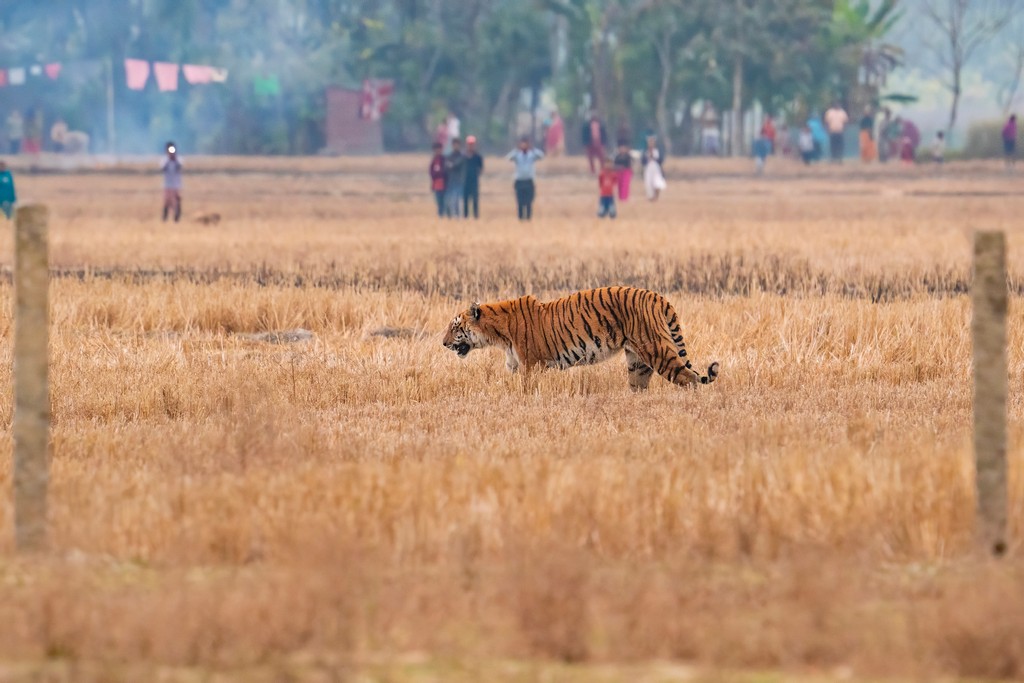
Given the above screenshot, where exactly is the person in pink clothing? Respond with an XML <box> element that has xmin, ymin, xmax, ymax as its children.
<box><xmin>1003</xmin><ymin>114</ymin><xmax>1017</xmax><ymax>168</ymax></box>
<box><xmin>545</xmin><ymin>110</ymin><xmax>565</xmax><ymax>156</ymax></box>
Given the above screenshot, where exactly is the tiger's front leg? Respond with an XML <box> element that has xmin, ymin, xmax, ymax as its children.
<box><xmin>505</xmin><ymin>347</ymin><xmax>520</xmax><ymax>373</ymax></box>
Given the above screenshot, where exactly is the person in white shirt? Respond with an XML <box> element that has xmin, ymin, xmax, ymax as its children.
<box><xmin>931</xmin><ymin>131</ymin><xmax>946</xmax><ymax>165</ymax></box>
<box><xmin>445</xmin><ymin>113</ymin><xmax>460</xmax><ymax>154</ymax></box>
<box><xmin>824</xmin><ymin>102</ymin><xmax>849</xmax><ymax>163</ymax></box>
<box><xmin>798</xmin><ymin>125</ymin><xmax>815</xmax><ymax>165</ymax></box>
<box><xmin>161</xmin><ymin>141</ymin><xmax>183</xmax><ymax>222</ymax></box>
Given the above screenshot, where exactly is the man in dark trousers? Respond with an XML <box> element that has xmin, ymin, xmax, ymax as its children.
<box><xmin>506</xmin><ymin>136</ymin><xmax>544</xmax><ymax>220</ymax></box>
<box><xmin>581</xmin><ymin>112</ymin><xmax>607</xmax><ymax>174</ymax></box>
<box><xmin>444</xmin><ymin>137</ymin><xmax>467</xmax><ymax>219</ymax></box>
<box><xmin>463</xmin><ymin>135</ymin><xmax>484</xmax><ymax>219</ymax></box>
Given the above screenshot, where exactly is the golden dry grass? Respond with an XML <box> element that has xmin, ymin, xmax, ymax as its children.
<box><xmin>0</xmin><ymin>155</ymin><xmax>1023</xmax><ymax>681</ymax></box>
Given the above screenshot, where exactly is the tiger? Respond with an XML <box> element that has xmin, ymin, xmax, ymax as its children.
<box><xmin>442</xmin><ymin>286</ymin><xmax>719</xmax><ymax>390</ymax></box>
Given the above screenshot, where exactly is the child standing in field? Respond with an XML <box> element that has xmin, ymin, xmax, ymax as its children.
<box><xmin>506</xmin><ymin>136</ymin><xmax>544</xmax><ymax>220</ymax></box>
<box><xmin>613</xmin><ymin>142</ymin><xmax>632</xmax><ymax>201</ymax></box>
<box><xmin>931</xmin><ymin>131</ymin><xmax>946</xmax><ymax>165</ymax></box>
<box><xmin>429</xmin><ymin>142</ymin><xmax>447</xmax><ymax>217</ymax></box>
<box><xmin>597</xmin><ymin>158</ymin><xmax>618</xmax><ymax>219</ymax></box>
<box><xmin>798</xmin><ymin>125</ymin><xmax>815</xmax><ymax>164</ymax></box>
<box><xmin>161</xmin><ymin>141</ymin><xmax>183</xmax><ymax>222</ymax></box>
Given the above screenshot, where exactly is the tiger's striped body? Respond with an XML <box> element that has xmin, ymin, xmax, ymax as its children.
<box><xmin>442</xmin><ymin>286</ymin><xmax>718</xmax><ymax>389</ymax></box>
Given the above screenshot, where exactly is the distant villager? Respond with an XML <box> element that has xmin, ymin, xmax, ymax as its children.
<box><xmin>161</xmin><ymin>141</ymin><xmax>183</xmax><ymax>222</ymax></box>
<box><xmin>824</xmin><ymin>101</ymin><xmax>849</xmax><ymax>163</ymax></box>
<box><xmin>581</xmin><ymin>113</ymin><xmax>607</xmax><ymax>175</ymax></box>
<box><xmin>1003</xmin><ymin>114</ymin><xmax>1017</xmax><ymax>169</ymax></box>
<box><xmin>506</xmin><ymin>136</ymin><xmax>544</xmax><ymax>220</ymax></box>
<box><xmin>642</xmin><ymin>134</ymin><xmax>666</xmax><ymax>201</ymax></box>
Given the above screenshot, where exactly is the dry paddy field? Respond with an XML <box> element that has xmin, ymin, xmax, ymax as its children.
<box><xmin>0</xmin><ymin>155</ymin><xmax>1023</xmax><ymax>681</ymax></box>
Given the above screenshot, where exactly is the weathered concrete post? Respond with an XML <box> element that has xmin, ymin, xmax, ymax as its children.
<box><xmin>972</xmin><ymin>230</ymin><xmax>1008</xmax><ymax>555</ymax></box>
<box><xmin>13</xmin><ymin>204</ymin><xmax>50</xmax><ymax>552</ymax></box>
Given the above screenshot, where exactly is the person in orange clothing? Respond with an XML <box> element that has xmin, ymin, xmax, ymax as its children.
<box><xmin>597</xmin><ymin>157</ymin><xmax>618</xmax><ymax>219</ymax></box>
<box><xmin>859</xmin><ymin>106</ymin><xmax>877</xmax><ymax>162</ymax></box>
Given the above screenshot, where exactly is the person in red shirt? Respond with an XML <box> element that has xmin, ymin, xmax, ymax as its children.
<box><xmin>597</xmin><ymin>158</ymin><xmax>618</xmax><ymax>219</ymax></box>
<box><xmin>760</xmin><ymin>116</ymin><xmax>777</xmax><ymax>153</ymax></box>
<box><xmin>428</xmin><ymin>142</ymin><xmax>446</xmax><ymax>217</ymax></box>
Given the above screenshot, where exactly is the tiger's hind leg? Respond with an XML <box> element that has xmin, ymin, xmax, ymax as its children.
<box><xmin>632</xmin><ymin>337</ymin><xmax>719</xmax><ymax>388</ymax></box>
<box><xmin>624</xmin><ymin>346</ymin><xmax>654</xmax><ymax>391</ymax></box>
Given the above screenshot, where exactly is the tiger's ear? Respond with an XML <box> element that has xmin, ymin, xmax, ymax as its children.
<box><xmin>470</xmin><ymin>303</ymin><xmax>481</xmax><ymax>320</ymax></box>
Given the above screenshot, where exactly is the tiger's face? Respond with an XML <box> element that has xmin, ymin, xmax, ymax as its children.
<box><xmin>442</xmin><ymin>304</ymin><xmax>489</xmax><ymax>358</ymax></box>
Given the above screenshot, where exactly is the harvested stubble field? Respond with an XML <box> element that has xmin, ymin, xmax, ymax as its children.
<box><xmin>0</xmin><ymin>155</ymin><xmax>1024</xmax><ymax>681</ymax></box>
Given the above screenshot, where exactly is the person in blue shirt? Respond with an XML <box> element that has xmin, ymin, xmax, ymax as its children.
<box><xmin>0</xmin><ymin>161</ymin><xmax>15</xmax><ymax>219</ymax></box>
<box><xmin>505</xmin><ymin>136</ymin><xmax>544</xmax><ymax>220</ymax></box>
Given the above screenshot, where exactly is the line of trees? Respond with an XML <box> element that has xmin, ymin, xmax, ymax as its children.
<box><xmin>0</xmin><ymin>0</ymin><xmax>912</xmax><ymax>155</ymax></box>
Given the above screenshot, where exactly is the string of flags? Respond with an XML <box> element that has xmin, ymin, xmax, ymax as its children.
<box><xmin>125</xmin><ymin>59</ymin><xmax>228</xmax><ymax>91</ymax></box>
<box><xmin>0</xmin><ymin>63</ymin><xmax>63</xmax><ymax>87</ymax></box>
<box><xmin>0</xmin><ymin>59</ymin><xmax>227</xmax><ymax>91</ymax></box>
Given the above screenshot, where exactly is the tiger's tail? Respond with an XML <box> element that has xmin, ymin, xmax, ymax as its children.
<box><xmin>663</xmin><ymin>301</ymin><xmax>719</xmax><ymax>385</ymax></box>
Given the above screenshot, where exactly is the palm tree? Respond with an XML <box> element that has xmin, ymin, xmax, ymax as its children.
<box><xmin>829</xmin><ymin>0</ymin><xmax>904</xmax><ymax>110</ymax></box>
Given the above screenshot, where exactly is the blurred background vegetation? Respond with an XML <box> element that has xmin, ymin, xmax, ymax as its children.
<box><xmin>0</xmin><ymin>0</ymin><xmax>1015</xmax><ymax>155</ymax></box>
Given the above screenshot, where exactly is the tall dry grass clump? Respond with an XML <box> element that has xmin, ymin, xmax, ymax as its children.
<box><xmin>0</xmin><ymin>158</ymin><xmax>1022</xmax><ymax>680</ymax></box>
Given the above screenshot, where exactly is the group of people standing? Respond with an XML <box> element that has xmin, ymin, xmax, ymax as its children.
<box><xmin>429</xmin><ymin>112</ymin><xmax>668</xmax><ymax>221</ymax></box>
<box><xmin>429</xmin><ymin>135</ymin><xmax>485</xmax><ymax>219</ymax></box>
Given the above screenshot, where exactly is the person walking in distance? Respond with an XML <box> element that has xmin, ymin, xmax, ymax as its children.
<box><xmin>859</xmin><ymin>106</ymin><xmax>876</xmax><ymax>163</ymax></box>
<box><xmin>0</xmin><ymin>161</ymin><xmax>16</xmax><ymax>219</ymax></box>
<box><xmin>444</xmin><ymin>137</ymin><xmax>467</xmax><ymax>219</ymax></box>
<box><xmin>597</xmin><ymin>158</ymin><xmax>618</xmax><ymax>219</ymax></box>
<box><xmin>824</xmin><ymin>101</ymin><xmax>849</xmax><ymax>163</ymax></box>
<box><xmin>161</xmin><ymin>141</ymin><xmax>183</xmax><ymax>222</ymax></box>
<box><xmin>6</xmin><ymin>110</ymin><xmax>23</xmax><ymax>155</ymax></box>
<box><xmin>429</xmin><ymin>142</ymin><xmax>447</xmax><ymax>218</ymax></box>
<box><xmin>581</xmin><ymin>112</ymin><xmax>607</xmax><ymax>174</ymax></box>
<box><xmin>613</xmin><ymin>141</ymin><xmax>633</xmax><ymax>201</ymax></box>
<box><xmin>463</xmin><ymin>135</ymin><xmax>484</xmax><ymax>219</ymax></box>
<box><xmin>1003</xmin><ymin>114</ymin><xmax>1017</xmax><ymax>169</ymax></box>
<box><xmin>642</xmin><ymin>134</ymin><xmax>666</xmax><ymax>201</ymax></box>
<box><xmin>506</xmin><ymin>136</ymin><xmax>544</xmax><ymax>220</ymax></box>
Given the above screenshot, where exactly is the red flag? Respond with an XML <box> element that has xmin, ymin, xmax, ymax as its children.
<box><xmin>45</xmin><ymin>63</ymin><xmax>61</xmax><ymax>80</ymax></box>
<box><xmin>0</xmin><ymin>70</ymin><xmax>7</xmax><ymax>87</ymax></box>
<box><xmin>360</xmin><ymin>79</ymin><xmax>394</xmax><ymax>121</ymax></box>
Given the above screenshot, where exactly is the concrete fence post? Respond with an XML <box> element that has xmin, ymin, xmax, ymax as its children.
<box><xmin>13</xmin><ymin>204</ymin><xmax>50</xmax><ymax>552</ymax></box>
<box><xmin>972</xmin><ymin>230</ymin><xmax>1008</xmax><ymax>555</ymax></box>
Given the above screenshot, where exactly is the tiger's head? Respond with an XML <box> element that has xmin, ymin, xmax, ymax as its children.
<box><xmin>442</xmin><ymin>303</ymin><xmax>491</xmax><ymax>358</ymax></box>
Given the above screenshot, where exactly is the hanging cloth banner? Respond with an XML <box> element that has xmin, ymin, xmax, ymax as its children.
<box><xmin>45</xmin><ymin>63</ymin><xmax>61</xmax><ymax>80</ymax></box>
<box><xmin>182</xmin><ymin>64</ymin><xmax>213</xmax><ymax>85</ymax></box>
<box><xmin>209</xmin><ymin>67</ymin><xmax>228</xmax><ymax>83</ymax></box>
<box><xmin>8</xmin><ymin>67</ymin><xmax>25</xmax><ymax>86</ymax></box>
<box><xmin>360</xmin><ymin>79</ymin><xmax>395</xmax><ymax>121</ymax></box>
<box><xmin>253</xmin><ymin>75</ymin><xmax>280</xmax><ymax>96</ymax></box>
<box><xmin>28</xmin><ymin>65</ymin><xmax>42</xmax><ymax>78</ymax></box>
<box><xmin>125</xmin><ymin>59</ymin><xmax>150</xmax><ymax>90</ymax></box>
<box><xmin>153</xmin><ymin>62</ymin><xmax>179</xmax><ymax>91</ymax></box>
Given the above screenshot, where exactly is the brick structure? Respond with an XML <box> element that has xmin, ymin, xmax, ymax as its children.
<box><xmin>325</xmin><ymin>87</ymin><xmax>383</xmax><ymax>155</ymax></box>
